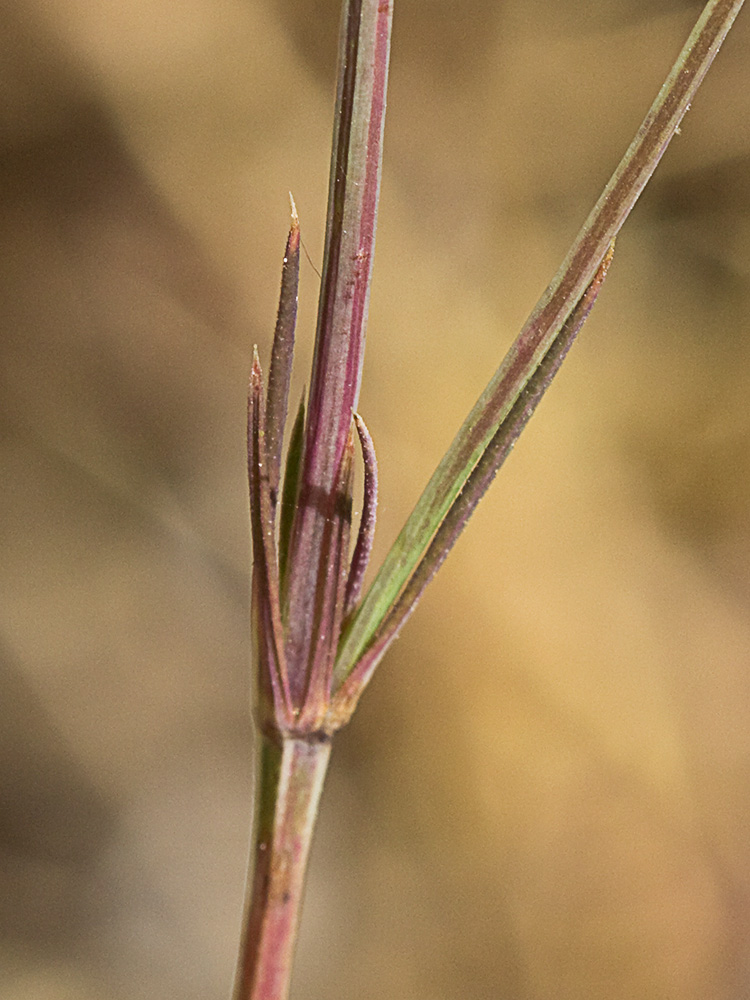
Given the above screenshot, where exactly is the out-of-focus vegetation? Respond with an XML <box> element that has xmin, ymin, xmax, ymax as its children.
<box><xmin>1</xmin><ymin>2</ymin><xmax>749</xmax><ymax>997</ymax></box>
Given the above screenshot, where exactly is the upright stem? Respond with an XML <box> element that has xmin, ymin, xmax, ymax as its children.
<box><xmin>233</xmin><ymin>734</ymin><xmax>332</xmax><ymax>1000</ymax></box>
<box><xmin>283</xmin><ymin>0</ymin><xmax>393</xmax><ymax>702</ymax></box>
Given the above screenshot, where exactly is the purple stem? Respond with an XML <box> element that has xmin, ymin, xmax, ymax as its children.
<box><xmin>283</xmin><ymin>0</ymin><xmax>393</xmax><ymax>703</ymax></box>
<box><xmin>232</xmin><ymin>735</ymin><xmax>331</xmax><ymax>1000</ymax></box>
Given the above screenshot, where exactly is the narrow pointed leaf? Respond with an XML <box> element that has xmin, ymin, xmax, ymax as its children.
<box><xmin>344</xmin><ymin>412</ymin><xmax>378</xmax><ymax>619</ymax></box>
<box><xmin>284</xmin><ymin>0</ymin><xmax>393</xmax><ymax>700</ymax></box>
<box><xmin>278</xmin><ymin>393</ymin><xmax>306</xmax><ymax>594</ymax></box>
<box><xmin>330</xmin><ymin>243</ymin><xmax>615</xmax><ymax>709</ymax></box>
<box><xmin>265</xmin><ymin>197</ymin><xmax>301</xmax><ymax>510</ymax></box>
<box><xmin>248</xmin><ymin>351</ymin><xmax>293</xmax><ymax>723</ymax></box>
<box><xmin>334</xmin><ymin>0</ymin><xmax>745</xmax><ymax>685</ymax></box>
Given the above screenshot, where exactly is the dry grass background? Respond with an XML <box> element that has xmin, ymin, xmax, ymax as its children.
<box><xmin>1</xmin><ymin>1</ymin><xmax>750</xmax><ymax>997</ymax></box>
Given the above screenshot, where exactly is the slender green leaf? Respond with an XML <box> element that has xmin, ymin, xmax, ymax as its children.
<box><xmin>331</xmin><ymin>242</ymin><xmax>615</xmax><ymax>708</ymax></box>
<box><xmin>334</xmin><ymin>0</ymin><xmax>745</xmax><ymax>683</ymax></box>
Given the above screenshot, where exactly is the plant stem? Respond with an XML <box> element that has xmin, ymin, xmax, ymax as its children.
<box><xmin>233</xmin><ymin>734</ymin><xmax>332</xmax><ymax>1000</ymax></box>
<box><xmin>283</xmin><ymin>0</ymin><xmax>393</xmax><ymax>704</ymax></box>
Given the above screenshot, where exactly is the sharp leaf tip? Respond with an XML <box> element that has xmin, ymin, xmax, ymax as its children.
<box><xmin>288</xmin><ymin>191</ymin><xmax>300</xmax><ymax>233</ymax></box>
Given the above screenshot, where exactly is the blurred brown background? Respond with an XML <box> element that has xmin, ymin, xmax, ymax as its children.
<box><xmin>1</xmin><ymin>1</ymin><xmax>749</xmax><ymax>997</ymax></box>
